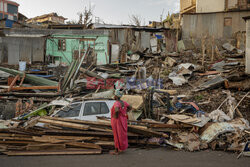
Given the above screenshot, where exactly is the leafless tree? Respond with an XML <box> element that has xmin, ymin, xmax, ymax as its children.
<box><xmin>129</xmin><ymin>14</ymin><xmax>143</xmax><ymax>26</ymax></box>
<box><xmin>77</xmin><ymin>3</ymin><xmax>95</xmax><ymax>28</ymax></box>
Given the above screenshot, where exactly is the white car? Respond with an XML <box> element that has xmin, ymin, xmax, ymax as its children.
<box><xmin>52</xmin><ymin>100</ymin><xmax>116</xmax><ymax>121</ymax></box>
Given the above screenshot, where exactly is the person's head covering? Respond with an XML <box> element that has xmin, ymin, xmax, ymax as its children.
<box><xmin>114</xmin><ymin>80</ymin><xmax>125</xmax><ymax>98</ymax></box>
<box><xmin>114</xmin><ymin>80</ymin><xmax>125</xmax><ymax>90</ymax></box>
<box><xmin>114</xmin><ymin>89</ymin><xmax>124</xmax><ymax>98</ymax></box>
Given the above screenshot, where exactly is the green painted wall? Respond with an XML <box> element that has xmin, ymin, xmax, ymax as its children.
<box><xmin>46</xmin><ymin>34</ymin><xmax>109</xmax><ymax>65</ymax></box>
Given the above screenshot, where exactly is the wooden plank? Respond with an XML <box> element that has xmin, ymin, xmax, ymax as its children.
<box><xmin>6</xmin><ymin>145</ymin><xmax>26</xmax><ymax>151</ymax></box>
<box><xmin>24</xmin><ymin>117</ymin><xmax>41</xmax><ymax>130</ymax></box>
<box><xmin>155</xmin><ymin>89</ymin><xmax>178</xmax><ymax>95</ymax></box>
<box><xmin>43</xmin><ymin>136</ymin><xmax>96</xmax><ymax>141</ymax></box>
<box><xmin>11</xmin><ymin>86</ymin><xmax>59</xmax><ymax>91</ymax></box>
<box><xmin>0</xmin><ymin>141</ymin><xmax>38</xmax><ymax>144</ymax></box>
<box><xmin>89</xmin><ymin>127</ymin><xmax>112</xmax><ymax>133</ymax></box>
<box><xmin>148</xmin><ymin>124</ymin><xmax>181</xmax><ymax>128</ymax></box>
<box><xmin>38</xmin><ymin>118</ymin><xmax>89</xmax><ymax>130</ymax></box>
<box><xmin>80</xmin><ymin>67</ymin><xmax>104</xmax><ymax>80</ymax></box>
<box><xmin>95</xmin><ymin>141</ymin><xmax>114</xmax><ymax>146</ymax></box>
<box><xmin>0</xmin><ymin>137</ymin><xmax>34</xmax><ymax>141</ymax></box>
<box><xmin>44</xmin><ymin>129</ymin><xmax>114</xmax><ymax>137</ymax></box>
<box><xmin>32</xmin><ymin>136</ymin><xmax>70</xmax><ymax>144</ymax></box>
<box><xmin>0</xmin><ymin>133</ymin><xmax>31</xmax><ymax>138</ymax></box>
<box><xmin>198</xmin><ymin>71</ymin><xmax>220</xmax><ymax>76</ymax></box>
<box><xmin>19</xmin><ymin>73</ymin><xmax>25</xmax><ymax>86</ymax></box>
<box><xmin>8</xmin><ymin>75</ymin><xmax>19</xmax><ymax>92</ymax></box>
<box><xmin>128</xmin><ymin>125</ymin><xmax>168</xmax><ymax>138</ymax></box>
<box><xmin>8</xmin><ymin>128</ymin><xmax>44</xmax><ymax>136</ymax></box>
<box><xmin>26</xmin><ymin>143</ymin><xmax>66</xmax><ymax>151</ymax></box>
<box><xmin>66</xmin><ymin>142</ymin><xmax>101</xmax><ymax>149</ymax></box>
<box><xmin>0</xmin><ymin>145</ymin><xmax>7</xmax><ymax>152</ymax></box>
<box><xmin>44</xmin><ymin>124</ymin><xmax>64</xmax><ymax>130</ymax></box>
<box><xmin>43</xmin><ymin>116</ymin><xmax>111</xmax><ymax>127</ymax></box>
<box><xmin>4</xmin><ymin>149</ymin><xmax>102</xmax><ymax>156</ymax></box>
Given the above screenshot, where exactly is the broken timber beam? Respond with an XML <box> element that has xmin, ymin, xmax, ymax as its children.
<box><xmin>8</xmin><ymin>75</ymin><xmax>20</xmax><ymax>92</ymax></box>
<box><xmin>80</xmin><ymin>68</ymin><xmax>104</xmax><ymax>80</ymax></box>
<box><xmin>38</xmin><ymin>118</ymin><xmax>89</xmax><ymax>131</ymax></box>
<box><xmin>11</xmin><ymin>86</ymin><xmax>60</xmax><ymax>91</ymax></box>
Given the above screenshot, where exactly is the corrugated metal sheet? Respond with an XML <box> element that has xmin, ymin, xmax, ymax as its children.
<box><xmin>32</xmin><ymin>38</ymin><xmax>45</xmax><ymax>62</ymax></box>
<box><xmin>182</xmin><ymin>11</ymin><xmax>250</xmax><ymax>39</ymax></box>
<box><xmin>5</xmin><ymin>37</ymin><xmax>19</xmax><ymax>65</ymax></box>
<box><xmin>19</xmin><ymin>38</ymin><xmax>32</xmax><ymax>62</ymax></box>
<box><xmin>0</xmin><ymin>37</ymin><xmax>45</xmax><ymax>65</ymax></box>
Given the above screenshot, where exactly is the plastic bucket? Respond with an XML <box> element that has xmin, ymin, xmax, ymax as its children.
<box><xmin>19</xmin><ymin>61</ymin><xmax>26</xmax><ymax>71</ymax></box>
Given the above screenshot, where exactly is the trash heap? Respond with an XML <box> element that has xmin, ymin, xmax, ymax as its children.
<box><xmin>0</xmin><ymin>42</ymin><xmax>249</xmax><ymax>156</ymax></box>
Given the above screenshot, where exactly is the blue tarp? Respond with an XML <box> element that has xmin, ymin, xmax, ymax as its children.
<box><xmin>30</xmin><ymin>74</ymin><xmax>54</xmax><ymax>78</ymax></box>
<box><xmin>5</xmin><ymin>19</ymin><xmax>13</xmax><ymax>28</ymax></box>
<box><xmin>155</xmin><ymin>35</ymin><xmax>163</xmax><ymax>39</ymax></box>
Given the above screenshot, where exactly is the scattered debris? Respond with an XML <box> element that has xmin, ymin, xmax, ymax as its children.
<box><xmin>0</xmin><ymin>18</ymin><xmax>249</xmax><ymax>157</ymax></box>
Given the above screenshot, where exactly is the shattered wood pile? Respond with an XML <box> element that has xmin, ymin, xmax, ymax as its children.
<box><xmin>0</xmin><ymin>116</ymin><xmax>165</xmax><ymax>156</ymax></box>
<box><xmin>0</xmin><ymin>114</ymin><xmax>249</xmax><ymax>156</ymax></box>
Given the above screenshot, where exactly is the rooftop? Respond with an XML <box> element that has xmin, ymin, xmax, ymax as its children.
<box><xmin>26</xmin><ymin>13</ymin><xmax>67</xmax><ymax>22</ymax></box>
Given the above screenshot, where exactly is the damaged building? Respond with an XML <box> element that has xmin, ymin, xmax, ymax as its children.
<box><xmin>0</xmin><ymin>0</ymin><xmax>19</xmax><ymax>21</ymax></box>
<box><xmin>181</xmin><ymin>0</ymin><xmax>250</xmax><ymax>49</ymax></box>
<box><xmin>0</xmin><ymin>0</ymin><xmax>249</xmax><ymax>158</ymax></box>
<box><xmin>0</xmin><ymin>25</ymin><xmax>176</xmax><ymax>65</ymax></box>
<box><xmin>26</xmin><ymin>13</ymin><xmax>67</xmax><ymax>25</ymax></box>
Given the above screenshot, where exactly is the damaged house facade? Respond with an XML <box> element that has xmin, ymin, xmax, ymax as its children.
<box><xmin>181</xmin><ymin>0</ymin><xmax>250</xmax><ymax>49</ymax></box>
<box><xmin>0</xmin><ymin>29</ymin><xmax>46</xmax><ymax>65</ymax></box>
<box><xmin>46</xmin><ymin>29</ymin><xmax>110</xmax><ymax>65</ymax></box>
<box><xmin>92</xmin><ymin>24</ymin><xmax>176</xmax><ymax>63</ymax></box>
<box><xmin>47</xmin><ymin>24</ymin><xmax>176</xmax><ymax>65</ymax></box>
<box><xmin>0</xmin><ymin>29</ymin><xmax>109</xmax><ymax>65</ymax></box>
<box><xmin>0</xmin><ymin>24</ymin><xmax>175</xmax><ymax>65</ymax></box>
<box><xmin>26</xmin><ymin>13</ymin><xmax>67</xmax><ymax>25</ymax></box>
<box><xmin>0</xmin><ymin>0</ymin><xmax>19</xmax><ymax>21</ymax></box>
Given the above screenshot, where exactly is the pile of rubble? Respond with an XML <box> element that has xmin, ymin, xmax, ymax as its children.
<box><xmin>0</xmin><ymin>42</ymin><xmax>249</xmax><ymax>156</ymax></box>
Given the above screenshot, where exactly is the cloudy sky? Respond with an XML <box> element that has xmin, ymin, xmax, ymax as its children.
<box><xmin>16</xmin><ymin>0</ymin><xmax>180</xmax><ymax>24</ymax></box>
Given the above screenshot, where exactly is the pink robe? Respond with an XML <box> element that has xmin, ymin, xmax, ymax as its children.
<box><xmin>111</xmin><ymin>101</ymin><xmax>129</xmax><ymax>151</ymax></box>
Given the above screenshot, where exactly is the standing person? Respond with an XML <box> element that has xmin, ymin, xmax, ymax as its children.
<box><xmin>110</xmin><ymin>89</ymin><xmax>132</xmax><ymax>155</ymax></box>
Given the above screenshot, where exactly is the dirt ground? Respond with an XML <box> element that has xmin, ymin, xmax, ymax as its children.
<box><xmin>0</xmin><ymin>148</ymin><xmax>249</xmax><ymax>167</ymax></box>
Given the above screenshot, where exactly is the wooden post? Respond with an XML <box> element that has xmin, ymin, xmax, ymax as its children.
<box><xmin>176</xmin><ymin>26</ymin><xmax>179</xmax><ymax>52</ymax></box>
<box><xmin>211</xmin><ymin>36</ymin><xmax>215</xmax><ymax>63</ymax></box>
<box><xmin>8</xmin><ymin>75</ymin><xmax>20</xmax><ymax>92</ymax></box>
<box><xmin>19</xmin><ymin>73</ymin><xmax>26</xmax><ymax>86</ymax></box>
<box><xmin>246</xmin><ymin>19</ymin><xmax>250</xmax><ymax>74</ymax></box>
<box><xmin>201</xmin><ymin>36</ymin><xmax>206</xmax><ymax>66</ymax></box>
<box><xmin>215</xmin><ymin>45</ymin><xmax>221</xmax><ymax>59</ymax></box>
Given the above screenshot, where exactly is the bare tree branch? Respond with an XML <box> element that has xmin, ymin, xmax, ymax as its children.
<box><xmin>129</xmin><ymin>14</ymin><xmax>143</xmax><ymax>26</ymax></box>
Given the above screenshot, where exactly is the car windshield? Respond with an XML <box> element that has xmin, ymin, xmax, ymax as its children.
<box><xmin>55</xmin><ymin>103</ymin><xmax>82</xmax><ymax>118</ymax></box>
